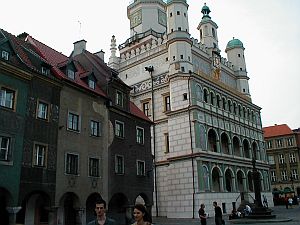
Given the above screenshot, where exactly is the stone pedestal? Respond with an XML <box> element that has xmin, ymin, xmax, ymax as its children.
<box><xmin>6</xmin><ymin>207</ymin><xmax>22</xmax><ymax>225</ymax></box>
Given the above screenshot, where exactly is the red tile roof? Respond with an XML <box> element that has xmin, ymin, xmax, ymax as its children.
<box><xmin>25</xmin><ymin>35</ymin><xmax>106</xmax><ymax>97</ymax></box>
<box><xmin>263</xmin><ymin>124</ymin><xmax>293</xmax><ymax>138</ymax></box>
<box><xmin>130</xmin><ymin>101</ymin><xmax>152</xmax><ymax>122</ymax></box>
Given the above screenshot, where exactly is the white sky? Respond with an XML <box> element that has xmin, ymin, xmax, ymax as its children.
<box><xmin>1</xmin><ymin>0</ymin><xmax>300</xmax><ymax>129</ymax></box>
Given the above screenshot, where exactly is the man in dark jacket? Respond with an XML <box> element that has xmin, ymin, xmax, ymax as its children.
<box><xmin>213</xmin><ymin>201</ymin><xmax>223</xmax><ymax>225</ymax></box>
<box><xmin>88</xmin><ymin>199</ymin><xmax>117</xmax><ymax>225</ymax></box>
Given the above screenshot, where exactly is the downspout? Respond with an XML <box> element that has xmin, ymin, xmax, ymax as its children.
<box><xmin>188</xmin><ymin>70</ymin><xmax>195</xmax><ymax>218</ymax></box>
<box><xmin>146</xmin><ymin>66</ymin><xmax>158</xmax><ymax>216</ymax></box>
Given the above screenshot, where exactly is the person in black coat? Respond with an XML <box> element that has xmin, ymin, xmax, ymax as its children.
<box><xmin>198</xmin><ymin>204</ymin><xmax>207</xmax><ymax>225</ymax></box>
<box><xmin>213</xmin><ymin>201</ymin><xmax>223</xmax><ymax>225</ymax></box>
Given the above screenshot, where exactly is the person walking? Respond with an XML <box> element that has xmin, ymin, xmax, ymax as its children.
<box><xmin>88</xmin><ymin>198</ymin><xmax>117</xmax><ymax>225</ymax></box>
<box><xmin>131</xmin><ymin>204</ymin><xmax>152</xmax><ymax>225</ymax></box>
<box><xmin>213</xmin><ymin>201</ymin><xmax>223</xmax><ymax>225</ymax></box>
<box><xmin>198</xmin><ymin>204</ymin><xmax>207</xmax><ymax>225</ymax></box>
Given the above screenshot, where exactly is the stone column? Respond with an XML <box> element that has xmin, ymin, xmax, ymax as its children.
<box><xmin>48</xmin><ymin>207</ymin><xmax>58</xmax><ymax>225</ymax></box>
<box><xmin>6</xmin><ymin>206</ymin><xmax>22</xmax><ymax>225</ymax></box>
<box><xmin>76</xmin><ymin>207</ymin><xmax>85</xmax><ymax>225</ymax></box>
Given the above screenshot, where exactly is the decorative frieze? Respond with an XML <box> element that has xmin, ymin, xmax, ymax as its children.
<box><xmin>133</xmin><ymin>73</ymin><xmax>169</xmax><ymax>93</ymax></box>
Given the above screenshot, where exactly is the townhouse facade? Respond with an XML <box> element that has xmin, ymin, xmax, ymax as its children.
<box><xmin>263</xmin><ymin>124</ymin><xmax>300</xmax><ymax>199</ymax></box>
<box><xmin>0</xmin><ymin>28</ymin><xmax>153</xmax><ymax>225</ymax></box>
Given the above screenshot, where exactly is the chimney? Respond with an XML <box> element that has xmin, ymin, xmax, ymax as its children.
<box><xmin>73</xmin><ymin>39</ymin><xmax>87</xmax><ymax>56</ymax></box>
<box><xmin>94</xmin><ymin>50</ymin><xmax>105</xmax><ymax>61</ymax></box>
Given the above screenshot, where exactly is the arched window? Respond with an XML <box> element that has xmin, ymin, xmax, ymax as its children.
<box><xmin>210</xmin><ymin>92</ymin><xmax>215</xmax><ymax>105</ymax></box>
<box><xmin>243</xmin><ymin>139</ymin><xmax>251</xmax><ymax>158</ymax></box>
<box><xmin>233</xmin><ymin>136</ymin><xmax>240</xmax><ymax>156</ymax></box>
<box><xmin>233</xmin><ymin>102</ymin><xmax>237</xmax><ymax>115</ymax></box>
<box><xmin>247</xmin><ymin>171</ymin><xmax>254</xmax><ymax>192</ymax></box>
<box><xmin>212</xmin><ymin>28</ymin><xmax>216</xmax><ymax>38</ymax></box>
<box><xmin>228</xmin><ymin>100</ymin><xmax>232</xmax><ymax>113</ymax></box>
<box><xmin>221</xmin><ymin>133</ymin><xmax>230</xmax><ymax>154</ymax></box>
<box><xmin>212</xmin><ymin>167</ymin><xmax>221</xmax><ymax>192</ymax></box>
<box><xmin>208</xmin><ymin>129</ymin><xmax>218</xmax><ymax>152</ymax></box>
<box><xmin>203</xmin><ymin>165</ymin><xmax>210</xmax><ymax>191</ymax></box>
<box><xmin>216</xmin><ymin>95</ymin><xmax>221</xmax><ymax>108</ymax></box>
<box><xmin>195</xmin><ymin>85</ymin><xmax>203</xmax><ymax>101</ymax></box>
<box><xmin>252</xmin><ymin>142</ymin><xmax>258</xmax><ymax>160</ymax></box>
<box><xmin>225</xmin><ymin>169</ymin><xmax>233</xmax><ymax>192</ymax></box>
<box><xmin>237</xmin><ymin>170</ymin><xmax>245</xmax><ymax>192</ymax></box>
<box><xmin>222</xmin><ymin>97</ymin><xmax>226</xmax><ymax>110</ymax></box>
<box><xmin>203</xmin><ymin>89</ymin><xmax>209</xmax><ymax>103</ymax></box>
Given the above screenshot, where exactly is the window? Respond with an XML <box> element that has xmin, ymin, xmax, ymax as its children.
<box><xmin>222</xmin><ymin>97</ymin><xmax>226</xmax><ymax>110</ymax></box>
<box><xmin>271</xmin><ymin>171</ymin><xmax>276</xmax><ymax>182</ymax></box>
<box><xmin>143</xmin><ymin>101</ymin><xmax>150</xmax><ymax>117</ymax></box>
<box><xmin>238</xmin><ymin>54</ymin><xmax>241</xmax><ymax>57</ymax></box>
<box><xmin>0</xmin><ymin>136</ymin><xmax>10</xmax><ymax>161</ymax></box>
<box><xmin>0</xmin><ymin>87</ymin><xmax>15</xmax><ymax>109</ymax></box>
<box><xmin>203</xmin><ymin>89</ymin><xmax>208</xmax><ymax>103</ymax></box>
<box><xmin>90</xmin><ymin>120</ymin><xmax>101</xmax><ymax>137</ymax></box>
<box><xmin>88</xmin><ymin>79</ymin><xmax>95</xmax><ymax>89</ymax></box>
<box><xmin>266</xmin><ymin>141</ymin><xmax>272</xmax><ymax>149</ymax></box>
<box><xmin>178</xmin><ymin>27</ymin><xmax>182</xmax><ymax>31</ymax></box>
<box><xmin>136</xmin><ymin>127</ymin><xmax>144</xmax><ymax>144</ymax></box>
<box><xmin>177</xmin><ymin>11</ymin><xmax>180</xmax><ymax>15</ymax></box>
<box><xmin>137</xmin><ymin>160</ymin><xmax>145</xmax><ymax>176</ymax></box>
<box><xmin>170</xmin><ymin>12</ymin><xmax>172</xmax><ymax>17</ymax></box>
<box><xmin>115</xmin><ymin>155</ymin><xmax>124</xmax><ymax>174</ymax></box>
<box><xmin>287</xmin><ymin>138</ymin><xmax>293</xmax><ymax>146</ymax></box>
<box><xmin>116</xmin><ymin>91</ymin><xmax>123</xmax><ymax>106</ymax></box>
<box><xmin>203</xmin><ymin>165</ymin><xmax>210</xmax><ymax>190</ymax></box>
<box><xmin>41</xmin><ymin>67</ymin><xmax>50</xmax><ymax>75</ymax></box>
<box><xmin>89</xmin><ymin>157</ymin><xmax>100</xmax><ymax>177</ymax></box>
<box><xmin>268</xmin><ymin>155</ymin><xmax>275</xmax><ymax>165</ymax></box>
<box><xmin>37</xmin><ymin>101</ymin><xmax>49</xmax><ymax>120</ymax></box>
<box><xmin>276</xmin><ymin>139</ymin><xmax>283</xmax><ymax>148</ymax></box>
<box><xmin>115</xmin><ymin>120</ymin><xmax>124</xmax><ymax>138</ymax></box>
<box><xmin>68</xmin><ymin>112</ymin><xmax>80</xmax><ymax>131</ymax></box>
<box><xmin>65</xmin><ymin>153</ymin><xmax>79</xmax><ymax>175</ymax></box>
<box><xmin>67</xmin><ymin>69</ymin><xmax>75</xmax><ymax>79</ymax></box>
<box><xmin>164</xmin><ymin>95</ymin><xmax>171</xmax><ymax>112</ymax></box>
<box><xmin>1</xmin><ymin>51</ymin><xmax>9</xmax><ymax>60</ymax></box>
<box><xmin>279</xmin><ymin>154</ymin><xmax>285</xmax><ymax>164</ymax></box>
<box><xmin>280</xmin><ymin>170</ymin><xmax>287</xmax><ymax>181</ymax></box>
<box><xmin>291</xmin><ymin>169</ymin><xmax>298</xmax><ymax>180</ymax></box>
<box><xmin>33</xmin><ymin>144</ymin><xmax>47</xmax><ymax>167</ymax></box>
<box><xmin>180</xmin><ymin>55</ymin><xmax>183</xmax><ymax>59</ymax></box>
<box><xmin>227</xmin><ymin>100</ymin><xmax>232</xmax><ymax>113</ymax></box>
<box><xmin>212</xmin><ymin>28</ymin><xmax>216</xmax><ymax>38</ymax></box>
<box><xmin>289</xmin><ymin>153</ymin><xmax>296</xmax><ymax>163</ymax></box>
<box><xmin>164</xmin><ymin>133</ymin><xmax>169</xmax><ymax>153</ymax></box>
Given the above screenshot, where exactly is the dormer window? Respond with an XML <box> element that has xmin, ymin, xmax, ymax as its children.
<box><xmin>116</xmin><ymin>90</ymin><xmax>124</xmax><ymax>107</ymax></box>
<box><xmin>41</xmin><ymin>67</ymin><xmax>50</xmax><ymax>75</ymax></box>
<box><xmin>1</xmin><ymin>51</ymin><xmax>9</xmax><ymax>61</ymax></box>
<box><xmin>88</xmin><ymin>79</ymin><xmax>95</xmax><ymax>89</ymax></box>
<box><xmin>67</xmin><ymin>69</ymin><xmax>75</xmax><ymax>79</ymax></box>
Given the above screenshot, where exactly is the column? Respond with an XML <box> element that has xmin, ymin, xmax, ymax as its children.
<box><xmin>6</xmin><ymin>206</ymin><xmax>22</xmax><ymax>225</ymax></box>
<box><xmin>76</xmin><ymin>207</ymin><xmax>85</xmax><ymax>225</ymax></box>
<box><xmin>48</xmin><ymin>207</ymin><xmax>58</xmax><ymax>225</ymax></box>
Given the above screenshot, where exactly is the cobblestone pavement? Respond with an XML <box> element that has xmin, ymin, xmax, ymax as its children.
<box><xmin>152</xmin><ymin>205</ymin><xmax>300</xmax><ymax>225</ymax></box>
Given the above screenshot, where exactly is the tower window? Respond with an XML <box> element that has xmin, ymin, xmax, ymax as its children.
<box><xmin>188</xmin><ymin>56</ymin><xmax>190</xmax><ymax>61</ymax></box>
<box><xmin>181</xmin><ymin>67</ymin><xmax>185</xmax><ymax>72</ymax></box>
<box><xmin>166</xmin><ymin>57</ymin><xmax>168</xmax><ymax>61</ymax></box>
<box><xmin>180</xmin><ymin>55</ymin><xmax>183</xmax><ymax>59</ymax></box>
<box><xmin>171</xmin><ymin>29</ymin><xmax>174</xmax><ymax>32</ymax></box>
<box><xmin>240</xmin><ymin>68</ymin><xmax>243</xmax><ymax>71</ymax></box>
<box><xmin>238</xmin><ymin>54</ymin><xmax>241</xmax><ymax>57</ymax></box>
<box><xmin>177</xmin><ymin>11</ymin><xmax>180</xmax><ymax>15</ymax></box>
<box><xmin>173</xmin><ymin>56</ymin><xmax>175</xmax><ymax>61</ymax></box>
<box><xmin>178</xmin><ymin>27</ymin><xmax>181</xmax><ymax>31</ymax></box>
<box><xmin>243</xmin><ymin>89</ymin><xmax>246</xmax><ymax>92</ymax></box>
<box><xmin>184</xmin><ymin>13</ymin><xmax>186</xmax><ymax>17</ymax></box>
<box><xmin>212</xmin><ymin>28</ymin><xmax>216</xmax><ymax>38</ymax></box>
<box><xmin>213</xmin><ymin>43</ymin><xmax>217</xmax><ymax>48</ymax></box>
<box><xmin>170</xmin><ymin>12</ymin><xmax>172</xmax><ymax>17</ymax></box>
<box><xmin>200</xmin><ymin>30</ymin><xmax>203</xmax><ymax>40</ymax></box>
<box><xmin>183</xmin><ymin>93</ymin><xmax>188</xmax><ymax>100</ymax></box>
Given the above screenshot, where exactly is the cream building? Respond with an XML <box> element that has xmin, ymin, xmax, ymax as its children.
<box><xmin>108</xmin><ymin>0</ymin><xmax>272</xmax><ymax>218</ymax></box>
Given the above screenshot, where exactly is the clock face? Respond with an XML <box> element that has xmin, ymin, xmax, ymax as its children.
<box><xmin>130</xmin><ymin>9</ymin><xmax>142</xmax><ymax>28</ymax></box>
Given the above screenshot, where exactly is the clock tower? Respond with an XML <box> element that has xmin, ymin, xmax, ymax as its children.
<box><xmin>127</xmin><ymin>0</ymin><xmax>167</xmax><ymax>37</ymax></box>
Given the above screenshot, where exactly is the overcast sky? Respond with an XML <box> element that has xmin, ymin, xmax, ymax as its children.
<box><xmin>1</xmin><ymin>0</ymin><xmax>299</xmax><ymax>129</ymax></box>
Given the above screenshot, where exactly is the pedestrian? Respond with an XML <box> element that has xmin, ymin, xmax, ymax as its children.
<box><xmin>213</xmin><ymin>201</ymin><xmax>223</xmax><ymax>225</ymax></box>
<box><xmin>288</xmin><ymin>197</ymin><xmax>293</xmax><ymax>208</ymax></box>
<box><xmin>198</xmin><ymin>203</ymin><xmax>207</xmax><ymax>225</ymax></box>
<box><xmin>285</xmin><ymin>196</ymin><xmax>289</xmax><ymax>209</ymax></box>
<box><xmin>88</xmin><ymin>198</ymin><xmax>118</xmax><ymax>225</ymax></box>
<box><xmin>131</xmin><ymin>204</ymin><xmax>152</xmax><ymax>225</ymax></box>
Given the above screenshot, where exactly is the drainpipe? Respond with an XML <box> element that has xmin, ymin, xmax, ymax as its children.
<box><xmin>188</xmin><ymin>70</ymin><xmax>195</xmax><ymax>218</ymax></box>
<box><xmin>145</xmin><ymin>66</ymin><xmax>158</xmax><ymax>216</ymax></box>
